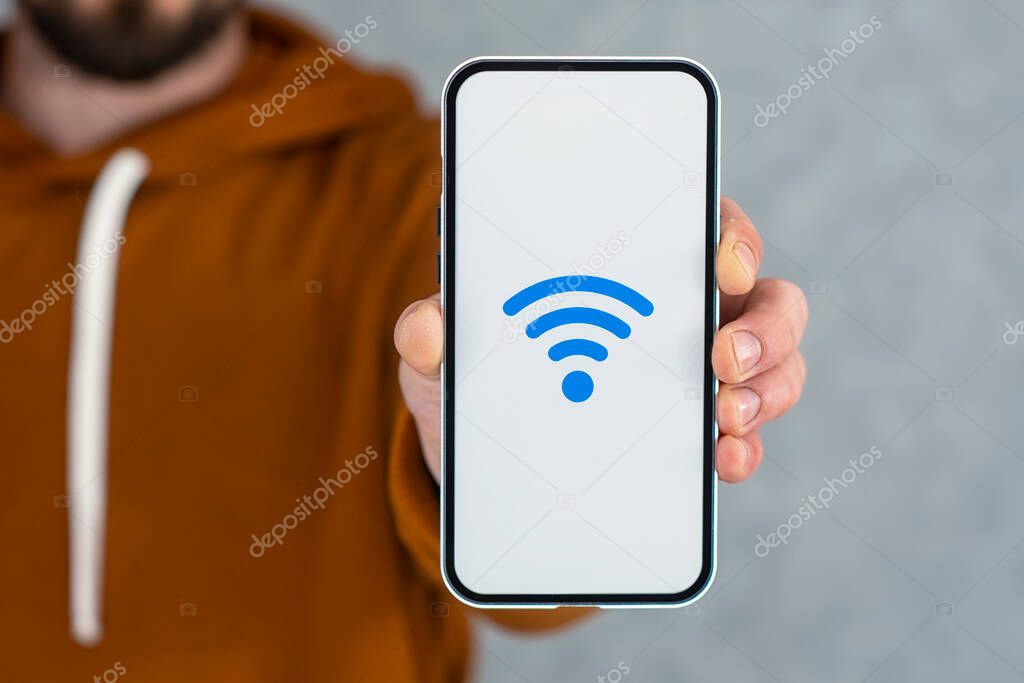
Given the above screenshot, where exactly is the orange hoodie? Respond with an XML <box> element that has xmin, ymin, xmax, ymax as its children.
<box><xmin>0</xmin><ymin>9</ymin><xmax>582</xmax><ymax>682</ymax></box>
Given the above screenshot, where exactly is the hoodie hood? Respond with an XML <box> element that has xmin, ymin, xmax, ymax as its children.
<box><xmin>0</xmin><ymin>9</ymin><xmax>416</xmax><ymax>192</ymax></box>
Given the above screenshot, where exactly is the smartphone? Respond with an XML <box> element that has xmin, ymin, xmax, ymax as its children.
<box><xmin>440</xmin><ymin>58</ymin><xmax>719</xmax><ymax>607</ymax></box>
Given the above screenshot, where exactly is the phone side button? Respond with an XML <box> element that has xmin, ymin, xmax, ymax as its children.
<box><xmin>436</xmin><ymin>251</ymin><xmax>441</xmax><ymax>284</ymax></box>
<box><xmin>436</xmin><ymin>205</ymin><xmax>441</xmax><ymax>237</ymax></box>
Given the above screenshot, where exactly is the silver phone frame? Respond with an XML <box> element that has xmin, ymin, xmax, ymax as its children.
<box><xmin>439</xmin><ymin>56</ymin><xmax>721</xmax><ymax>609</ymax></box>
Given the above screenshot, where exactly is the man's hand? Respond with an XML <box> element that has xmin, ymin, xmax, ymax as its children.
<box><xmin>393</xmin><ymin>197</ymin><xmax>807</xmax><ymax>484</ymax></box>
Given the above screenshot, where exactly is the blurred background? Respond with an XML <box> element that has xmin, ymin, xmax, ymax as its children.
<box><xmin>316</xmin><ymin>1</ymin><xmax>1020</xmax><ymax>680</ymax></box>
<box><xmin>8</xmin><ymin>0</ymin><xmax>1020</xmax><ymax>679</ymax></box>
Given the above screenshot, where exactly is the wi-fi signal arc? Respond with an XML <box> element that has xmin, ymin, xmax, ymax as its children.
<box><xmin>547</xmin><ymin>338</ymin><xmax>608</xmax><ymax>362</ymax></box>
<box><xmin>502</xmin><ymin>276</ymin><xmax>654</xmax><ymax>403</ymax></box>
<box><xmin>526</xmin><ymin>307</ymin><xmax>631</xmax><ymax>339</ymax></box>
<box><xmin>502</xmin><ymin>276</ymin><xmax>654</xmax><ymax>317</ymax></box>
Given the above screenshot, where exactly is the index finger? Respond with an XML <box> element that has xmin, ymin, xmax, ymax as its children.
<box><xmin>717</xmin><ymin>197</ymin><xmax>763</xmax><ymax>296</ymax></box>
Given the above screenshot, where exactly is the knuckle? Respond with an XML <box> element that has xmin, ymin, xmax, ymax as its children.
<box><xmin>756</xmin><ymin>378</ymin><xmax>783</xmax><ymax>422</ymax></box>
<box><xmin>794</xmin><ymin>289</ymin><xmax>809</xmax><ymax>326</ymax></box>
<box><xmin>795</xmin><ymin>350</ymin><xmax>808</xmax><ymax>385</ymax></box>
<box><xmin>783</xmin><ymin>312</ymin><xmax>801</xmax><ymax>354</ymax></box>
<box><xmin>763</xmin><ymin>277</ymin><xmax>802</xmax><ymax>304</ymax></box>
<box><xmin>787</xmin><ymin>360</ymin><xmax>805</xmax><ymax>405</ymax></box>
<box><xmin>783</xmin><ymin>283</ymin><xmax>809</xmax><ymax>329</ymax></box>
<box><xmin>770</xmin><ymin>298</ymin><xmax>806</xmax><ymax>357</ymax></box>
<box><xmin>767</xmin><ymin>356</ymin><xmax>804</xmax><ymax>418</ymax></box>
<box><xmin>777</xmin><ymin>279</ymin><xmax>806</xmax><ymax>307</ymax></box>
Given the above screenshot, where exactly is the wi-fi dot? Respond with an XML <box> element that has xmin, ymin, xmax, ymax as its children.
<box><xmin>561</xmin><ymin>370</ymin><xmax>594</xmax><ymax>403</ymax></box>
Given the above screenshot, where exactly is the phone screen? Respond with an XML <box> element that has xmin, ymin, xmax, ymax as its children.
<box><xmin>444</xmin><ymin>61</ymin><xmax>717</xmax><ymax>603</ymax></box>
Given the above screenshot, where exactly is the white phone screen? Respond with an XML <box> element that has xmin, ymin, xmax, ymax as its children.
<box><xmin>445</xmin><ymin>62</ymin><xmax>716</xmax><ymax>603</ymax></box>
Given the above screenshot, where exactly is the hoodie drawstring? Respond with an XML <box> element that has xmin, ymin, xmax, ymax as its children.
<box><xmin>67</xmin><ymin>148</ymin><xmax>150</xmax><ymax>647</ymax></box>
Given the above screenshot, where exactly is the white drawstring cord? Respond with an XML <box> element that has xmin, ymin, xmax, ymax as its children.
<box><xmin>67</xmin><ymin>148</ymin><xmax>150</xmax><ymax>647</ymax></box>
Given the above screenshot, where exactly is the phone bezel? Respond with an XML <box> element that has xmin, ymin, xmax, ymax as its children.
<box><xmin>440</xmin><ymin>57</ymin><xmax>720</xmax><ymax>607</ymax></box>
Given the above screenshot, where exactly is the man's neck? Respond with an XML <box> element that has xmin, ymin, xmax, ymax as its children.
<box><xmin>2</xmin><ymin>11</ymin><xmax>247</xmax><ymax>156</ymax></box>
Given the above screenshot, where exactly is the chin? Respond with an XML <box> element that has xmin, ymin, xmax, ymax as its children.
<box><xmin>17</xmin><ymin>0</ymin><xmax>244</xmax><ymax>81</ymax></box>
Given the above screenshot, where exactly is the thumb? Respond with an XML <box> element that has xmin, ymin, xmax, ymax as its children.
<box><xmin>394</xmin><ymin>295</ymin><xmax>443</xmax><ymax>482</ymax></box>
<box><xmin>394</xmin><ymin>295</ymin><xmax>443</xmax><ymax>376</ymax></box>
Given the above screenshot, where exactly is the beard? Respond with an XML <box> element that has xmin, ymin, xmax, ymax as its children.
<box><xmin>17</xmin><ymin>0</ymin><xmax>242</xmax><ymax>82</ymax></box>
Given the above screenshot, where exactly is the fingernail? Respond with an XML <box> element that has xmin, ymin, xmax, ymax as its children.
<box><xmin>734</xmin><ymin>387</ymin><xmax>761</xmax><ymax>426</ymax></box>
<box><xmin>732</xmin><ymin>241</ymin><xmax>757</xmax><ymax>279</ymax></box>
<box><xmin>731</xmin><ymin>331</ymin><xmax>762</xmax><ymax>374</ymax></box>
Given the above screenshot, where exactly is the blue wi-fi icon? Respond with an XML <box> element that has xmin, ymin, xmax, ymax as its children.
<box><xmin>502</xmin><ymin>276</ymin><xmax>654</xmax><ymax>403</ymax></box>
